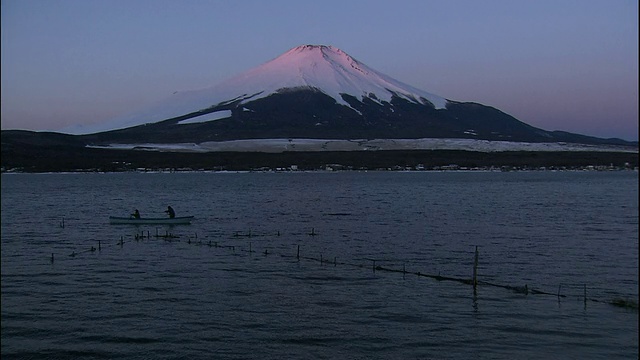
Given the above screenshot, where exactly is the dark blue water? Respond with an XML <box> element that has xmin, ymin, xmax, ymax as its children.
<box><xmin>1</xmin><ymin>171</ymin><xmax>638</xmax><ymax>359</ymax></box>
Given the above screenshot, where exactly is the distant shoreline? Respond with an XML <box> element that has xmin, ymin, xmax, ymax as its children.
<box><xmin>2</xmin><ymin>168</ymin><xmax>638</xmax><ymax>175</ymax></box>
<box><xmin>2</xmin><ymin>145</ymin><xmax>637</xmax><ymax>173</ymax></box>
<box><xmin>85</xmin><ymin>137</ymin><xmax>638</xmax><ymax>153</ymax></box>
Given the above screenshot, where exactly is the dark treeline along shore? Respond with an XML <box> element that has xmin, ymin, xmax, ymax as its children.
<box><xmin>1</xmin><ymin>138</ymin><xmax>638</xmax><ymax>172</ymax></box>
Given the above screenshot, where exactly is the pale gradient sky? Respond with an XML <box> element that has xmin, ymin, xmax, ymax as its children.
<box><xmin>1</xmin><ymin>0</ymin><xmax>638</xmax><ymax>141</ymax></box>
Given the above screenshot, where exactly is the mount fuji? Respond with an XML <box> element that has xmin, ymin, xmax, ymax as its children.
<box><xmin>47</xmin><ymin>45</ymin><xmax>640</xmax><ymax>151</ymax></box>
<box><xmin>69</xmin><ymin>45</ymin><xmax>447</xmax><ymax>135</ymax></box>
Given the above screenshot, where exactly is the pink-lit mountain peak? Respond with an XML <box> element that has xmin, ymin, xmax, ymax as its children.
<box><xmin>223</xmin><ymin>44</ymin><xmax>447</xmax><ymax>109</ymax></box>
<box><xmin>272</xmin><ymin>44</ymin><xmax>366</xmax><ymax>74</ymax></box>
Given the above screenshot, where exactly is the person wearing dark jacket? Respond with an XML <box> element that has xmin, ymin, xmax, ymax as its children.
<box><xmin>165</xmin><ymin>206</ymin><xmax>175</xmax><ymax>218</ymax></box>
<box><xmin>131</xmin><ymin>209</ymin><xmax>141</xmax><ymax>219</ymax></box>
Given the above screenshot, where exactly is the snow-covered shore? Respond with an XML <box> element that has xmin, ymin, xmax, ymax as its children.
<box><xmin>87</xmin><ymin>138</ymin><xmax>637</xmax><ymax>153</ymax></box>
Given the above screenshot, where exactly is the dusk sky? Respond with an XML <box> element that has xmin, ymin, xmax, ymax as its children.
<box><xmin>1</xmin><ymin>0</ymin><xmax>638</xmax><ymax>141</ymax></box>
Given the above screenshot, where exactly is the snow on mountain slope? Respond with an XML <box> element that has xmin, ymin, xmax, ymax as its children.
<box><xmin>212</xmin><ymin>44</ymin><xmax>448</xmax><ymax>110</ymax></box>
<box><xmin>65</xmin><ymin>45</ymin><xmax>448</xmax><ymax>135</ymax></box>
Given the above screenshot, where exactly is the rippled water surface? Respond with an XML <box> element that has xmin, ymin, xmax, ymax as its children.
<box><xmin>1</xmin><ymin>171</ymin><xmax>638</xmax><ymax>359</ymax></box>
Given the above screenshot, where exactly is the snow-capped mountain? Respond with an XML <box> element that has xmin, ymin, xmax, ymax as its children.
<box><xmin>70</xmin><ymin>45</ymin><xmax>447</xmax><ymax>134</ymax></box>
<box><xmin>72</xmin><ymin>44</ymin><xmax>633</xmax><ymax>149</ymax></box>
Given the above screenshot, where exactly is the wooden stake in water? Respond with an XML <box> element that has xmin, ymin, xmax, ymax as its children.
<box><xmin>584</xmin><ymin>284</ymin><xmax>587</xmax><ymax>305</ymax></box>
<box><xmin>297</xmin><ymin>245</ymin><xmax>300</xmax><ymax>260</ymax></box>
<box><xmin>557</xmin><ymin>284</ymin><xmax>561</xmax><ymax>300</ymax></box>
<box><xmin>473</xmin><ymin>246</ymin><xmax>479</xmax><ymax>289</ymax></box>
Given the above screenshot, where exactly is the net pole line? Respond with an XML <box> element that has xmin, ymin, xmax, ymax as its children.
<box><xmin>51</xmin><ymin>238</ymin><xmax>639</xmax><ymax>310</ymax></box>
<box><xmin>64</xmin><ymin>238</ymin><xmax>123</xmax><ymax>258</ymax></box>
<box><xmin>55</xmin><ymin>232</ymin><xmax>140</xmax><ymax>260</ymax></box>
<box><xmin>66</xmin><ymin>240</ymin><xmax>117</xmax><ymax>257</ymax></box>
<box><xmin>231</xmin><ymin>229</ymin><xmax>280</xmax><ymax>238</ymax></box>
<box><xmin>62</xmin><ymin>236</ymin><xmax>639</xmax><ymax>310</ymax></box>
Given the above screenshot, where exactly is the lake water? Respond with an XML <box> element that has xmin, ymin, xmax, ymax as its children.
<box><xmin>1</xmin><ymin>171</ymin><xmax>638</xmax><ymax>359</ymax></box>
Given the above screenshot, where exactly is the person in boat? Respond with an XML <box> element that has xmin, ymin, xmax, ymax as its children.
<box><xmin>131</xmin><ymin>209</ymin><xmax>141</xmax><ymax>219</ymax></box>
<box><xmin>165</xmin><ymin>206</ymin><xmax>176</xmax><ymax>219</ymax></box>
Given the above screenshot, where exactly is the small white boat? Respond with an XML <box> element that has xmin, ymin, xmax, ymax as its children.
<box><xmin>109</xmin><ymin>216</ymin><xmax>194</xmax><ymax>225</ymax></box>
